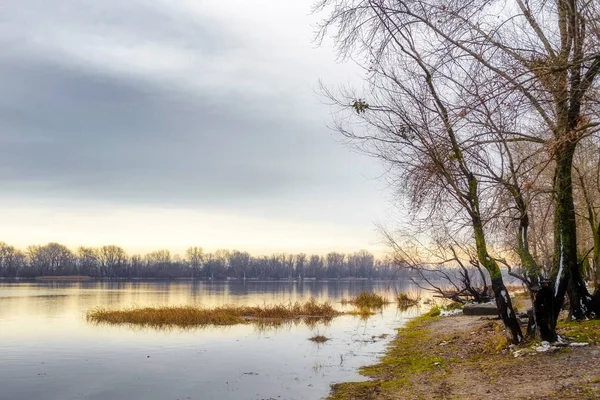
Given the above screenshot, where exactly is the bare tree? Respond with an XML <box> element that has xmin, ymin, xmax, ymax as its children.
<box><xmin>77</xmin><ymin>246</ymin><xmax>99</xmax><ymax>276</ymax></box>
<box><xmin>0</xmin><ymin>242</ymin><xmax>25</xmax><ymax>278</ymax></box>
<box><xmin>314</xmin><ymin>0</ymin><xmax>527</xmax><ymax>343</ymax></box>
<box><xmin>185</xmin><ymin>246</ymin><xmax>204</xmax><ymax>279</ymax></box>
<box><xmin>383</xmin><ymin>230</ymin><xmax>492</xmax><ymax>304</ymax></box>
<box><xmin>27</xmin><ymin>243</ymin><xmax>75</xmax><ymax>276</ymax></box>
<box><xmin>573</xmin><ymin>137</ymin><xmax>600</xmax><ymax>308</ymax></box>
<box><xmin>314</xmin><ymin>0</ymin><xmax>600</xmax><ymax>341</ymax></box>
<box><xmin>229</xmin><ymin>250</ymin><xmax>251</xmax><ymax>280</ymax></box>
<box><xmin>98</xmin><ymin>245</ymin><xmax>128</xmax><ymax>278</ymax></box>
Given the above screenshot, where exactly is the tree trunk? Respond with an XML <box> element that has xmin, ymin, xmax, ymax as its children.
<box><xmin>515</xmin><ymin>218</ymin><xmax>560</xmax><ymax>341</ymax></box>
<box><xmin>532</xmin><ymin>282</ymin><xmax>559</xmax><ymax>342</ymax></box>
<box><xmin>491</xmin><ymin>277</ymin><xmax>524</xmax><ymax>343</ymax></box>
<box><xmin>553</xmin><ymin>144</ymin><xmax>595</xmax><ymax>318</ymax></box>
<box><xmin>593</xmin><ymin>222</ymin><xmax>600</xmax><ymax>290</ymax></box>
<box><xmin>594</xmin><ymin>224</ymin><xmax>600</xmax><ymax>310</ymax></box>
<box><xmin>473</xmin><ymin>216</ymin><xmax>523</xmax><ymax>344</ymax></box>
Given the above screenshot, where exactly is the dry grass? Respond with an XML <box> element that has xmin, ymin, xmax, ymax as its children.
<box><xmin>309</xmin><ymin>335</ymin><xmax>330</xmax><ymax>343</ymax></box>
<box><xmin>397</xmin><ymin>292</ymin><xmax>420</xmax><ymax>309</ymax></box>
<box><xmin>347</xmin><ymin>307</ymin><xmax>377</xmax><ymax>320</ymax></box>
<box><xmin>342</xmin><ymin>292</ymin><xmax>391</xmax><ymax>309</ymax></box>
<box><xmin>86</xmin><ymin>298</ymin><xmax>341</xmax><ymax>329</ymax></box>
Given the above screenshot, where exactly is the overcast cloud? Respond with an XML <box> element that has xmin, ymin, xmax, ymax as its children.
<box><xmin>0</xmin><ymin>0</ymin><xmax>390</xmax><ymax>253</ymax></box>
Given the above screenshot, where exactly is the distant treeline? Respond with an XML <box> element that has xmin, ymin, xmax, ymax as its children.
<box><xmin>0</xmin><ymin>242</ymin><xmax>407</xmax><ymax>280</ymax></box>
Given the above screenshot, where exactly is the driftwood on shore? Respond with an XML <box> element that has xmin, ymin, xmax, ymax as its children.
<box><xmin>462</xmin><ymin>303</ymin><xmax>498</xmax><ymax>316</ymax></box>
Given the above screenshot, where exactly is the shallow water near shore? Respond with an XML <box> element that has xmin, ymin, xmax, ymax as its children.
<box><xmin>0</xmin><ymin>280</ymin><xmax>421</xmax><ymax>400</ymax></box>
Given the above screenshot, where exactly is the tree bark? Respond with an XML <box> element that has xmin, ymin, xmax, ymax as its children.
<box><xmin>473</xmin><ymin>215</ymin><xmax>523</xmax><ymax>344</ymax></box>
<box><xmin>532</xmin><ymin>282</ymin><xmax>559</xmax><ymax>342</ymax></box>
<box><xmin>553</xmin><ymin>144</ymin><xmax>596</xmax><ymax>318</ymax></box>
<box><xmin>491</xmin><ymin>277</ymin><xmax>524</xmax><ymax>343</ymax></box>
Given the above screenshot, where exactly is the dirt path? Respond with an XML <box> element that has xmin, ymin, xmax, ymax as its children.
<box><xmin>328</xmin><ymin>309</ymin><xmax>600</xmax><ymax>400</ymax></box>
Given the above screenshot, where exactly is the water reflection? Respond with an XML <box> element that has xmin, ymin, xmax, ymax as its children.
<box><xmin>0</xmin><ymin>281</ymin><xmax>423</xmax><ymax>400</ymax></box>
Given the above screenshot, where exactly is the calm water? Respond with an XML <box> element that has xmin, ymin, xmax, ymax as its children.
<box><xmin>0</xmin><ymin>280</ymin><xmax>421</xmax><ymax>400</ymax></box>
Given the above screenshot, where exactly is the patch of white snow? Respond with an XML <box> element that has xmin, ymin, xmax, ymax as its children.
<box><xmin>569</xmin><ymin>342</ymin><xmax>589</xmax><ymax>347</ymax></box>
<box><xmin>440</xmin><ymin>309</ymin><xmax>462</xmax><ymax>317</ymax></box>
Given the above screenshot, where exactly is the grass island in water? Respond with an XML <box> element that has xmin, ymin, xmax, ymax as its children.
<box><xmin>86</xmin><ymin>298</ymin><xmax>342</xmax><ymax>329</ymax></box>
<box><xmin>86</xmin><ymin>291</ymin><xmax>411</xmax><ymax>329</ymax></box>
<box><xmin>341</xmin><ymin>292</ymin><xmax>391</xmax><ymax>309</ymax></box>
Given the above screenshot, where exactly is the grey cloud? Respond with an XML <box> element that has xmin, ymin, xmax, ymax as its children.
<box><xmin>3</xmin><ymin>0</ymin><xmax>236</xmax><ymax>55</ymax></box>
<box><xmin>0</xmin><ymin>57</ymin><xmax>327</xmax><ymax>201</ymax></box>
<box><xmin>0</xmin><ymin>0</ymin><xmax>383</xmax><ymax>224</ymax></box>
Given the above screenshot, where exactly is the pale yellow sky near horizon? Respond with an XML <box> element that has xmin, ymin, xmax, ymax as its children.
<box><xmin>0</xmin><ymin>204</ymin><xmax>388</xmax><ymax>257</ymax></box>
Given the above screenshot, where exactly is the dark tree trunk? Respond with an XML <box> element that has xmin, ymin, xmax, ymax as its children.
<box><xmin>595</xmin><ymin>224</ymin><xmax>600</xmax><ymax>289</ymax></box>
<box><xmin>491</xmin><ymin>278</ymin><xmax>523</xmax><ymax>343</ymax></box>
<box><xmin>552</xmin><ymin>144</ymin><xmax>592</xmax><ymax>318</ymax></box>
<box><xmin>532</xmin><ymin>282</ymin><xmax>559</xmax><ymax>342</ymax></box>
<box><xmin>568</xmin><ymin>271</ymin><xmax>598</xmax><ymax>318</ymax></box>
<box><xmin>593</xmin><ymin>289</ymin><xmax>600</xmax><ymax>315</ymax></box>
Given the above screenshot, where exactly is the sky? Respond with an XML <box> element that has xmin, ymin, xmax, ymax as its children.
<box><xmin>0</xmin><ymin>0</ymin><xmax>393</xmax><ymax>256</ymax></box>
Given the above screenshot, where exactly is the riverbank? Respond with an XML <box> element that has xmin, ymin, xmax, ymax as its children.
<box><xmin>34</xmin><ymin>275</ymin><xmax>92</xmax><ymax>281</ymax></box>
<box><xmin>329</xmin><ymin>307</ymin><xmax>600</xmax><ymax>400</ymax></box>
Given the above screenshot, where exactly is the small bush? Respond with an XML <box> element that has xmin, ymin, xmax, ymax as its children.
<box><xmin>309</xmin><ymin>335</ymin><xmax>330</xmax><ymax>343</ymax></box>
<box><xmin>397</xmin><ymin>292</ymin><xmax>420</xmax><ymax>309</ymax></box>
<box><xmin>344</xmin><ymin>292</ymin><xmax>391</xmax><ymax>308</ymax></box>
<box><xmin>444</xmin><ymin>302</ymin><xmax>463</xmax><ymax>311</ymax></box>
<box><xmin>425</xmin><ymin>306</ymin><xmax>441</xmax><ymax>317</ymax></box>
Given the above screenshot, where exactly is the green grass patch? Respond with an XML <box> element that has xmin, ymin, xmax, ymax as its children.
<box><xmin>328</xmin><ymin>311</ymin><xmax>443</xmax><ymax>399</ymax></box>
<box><xmin>359</xmin><ymin>316</ymin><xmax>441</xmax><ymax>377</ymax></box>
<box><xmin>425</xmin><ymin>306</ymin><xmax>441</xmax><ymax>317</ymax></box>
<box><xmin>444</xmin><ymin>302</ymin><xmax>463</xmax><ymax>311</ymax></box>
<box><xmin>557</xmin><ymin>318</ymin><xmax>600</xmax><ymax>344</ymax></box>
<box><xmin>328</xmin><ymin>381</ymin><xmax>380</xmax><ymax>400</ymax></box>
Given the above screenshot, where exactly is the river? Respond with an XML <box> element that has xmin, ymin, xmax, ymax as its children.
<box><xmin>0</xmin><ymin>280</ymin><xmax>421</xmax><ymax>400</ymax></box>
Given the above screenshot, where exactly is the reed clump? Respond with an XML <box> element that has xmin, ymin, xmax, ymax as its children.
<box><xmin>343</xmin><ymin>292</ymin><xmax>391</xmax><ymax>309</ymax></box>
<box><xmin>86</xmin><ymin>298</ymin><xmax>341</xmax><ymax>329</ymax></box>
<box><xmin>346</xmin><ymin>307</ymin><xmax>376</xmax><ymax>320</ymax></box>
<box><xmin>397</xmin><ymin>292</ymin><xmax>420</xmax><ymax>309</ymax></box>
<box><xmin>309</xmin><ymin>335</ymin><xmax>330</xmax><ymax>343</ymax></box>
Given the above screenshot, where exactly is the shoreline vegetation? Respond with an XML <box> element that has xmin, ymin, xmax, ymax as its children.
<box><xmin>341</xmin><ymin>292</ymin><xmax>391</xmax><ymax>308</ymax></box>
<box><xmin>34</xmin><ymin>275</ymin><xmax>92</xmax><ymax>281</ymax></box>
<box><xmin>328</xmin><ymin>303</ymin><xmax>600</xmax><ymax>400</ymax></box>
<box><xmin>86</xmin><ymin>299</ymin><xmax>343</xmax><ymax>329</ymax></box>
<box><xmin>396</xmin><ymin>293</ymin><xmax>420</xmax><ymax>309</ymax></box>
<box><xmin>341</xmin><ymin>292</ymin><xmax>392</xmax><ymax>319</ymax></box>
<box><xmin>86</xmin><ymin>291</ymin><xmax>399</xmax><ymax>329</ymax></box>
